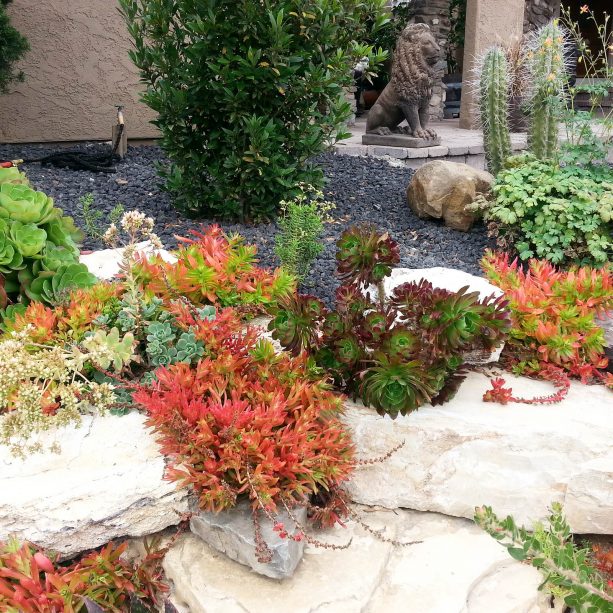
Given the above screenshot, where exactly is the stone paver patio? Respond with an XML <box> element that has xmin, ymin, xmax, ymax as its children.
<box><xmin>335</xmin><ymin>115</ymin><xmax>611</xmax><ymax>169</ymax></box>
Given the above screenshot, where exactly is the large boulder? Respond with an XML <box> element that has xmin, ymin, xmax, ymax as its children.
<box><xmin>406</xmin><ymin>160</ymin><xmax>493</xmax><ymax>231</ymax></box>
<box><xmin>0</xmin><ymin>413</ymin><xmax>189</xmax><ymax>558</ymax></box>
<box><xmin>164</xmin><ymin>507</ymin><xmax>551</xmax><ymax>613</ymax></box>
<box><xmin>343</xmin><ymin>371</ymin><xmax>613</xmax><ymax>534</ymax></box>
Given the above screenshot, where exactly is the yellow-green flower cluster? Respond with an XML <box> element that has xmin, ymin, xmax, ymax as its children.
<box><xmin>0</xmin><ymin>330</ymin><xmax>116</xmax><ymax>458</ymax></box>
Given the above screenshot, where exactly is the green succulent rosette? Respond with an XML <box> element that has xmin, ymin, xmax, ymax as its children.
<box><xmin>44</xmin><ymin>213</ymin><xmax>84</xmax><ymax>253</ymax></box>
<box><xmin>31</xmin><ymin>243</ymin><xmax>80</xmax><ymax>275</ymax></box>
<box><xmin>0</xmin><ymin>183</ymin><xmax>56</xmax><ymax>224</ymax></box>
<box><xmin>9</xmin><ymin>220</ymin><xmax>47</xmax><ymax>258</ymax></box>
<box><xmin>0</xmin><ymin>219</ymin><xmax>24</xmax><ymax>273</ymax></box>
<box><xmin>0</xmin><ymin>167</ymin><xmax>30</xmax><ymax>187</ymax></box>
<box><xmin>26</xmin><ymin>263</ymin><xmax>98</xmax><ymax>305</ymax></box>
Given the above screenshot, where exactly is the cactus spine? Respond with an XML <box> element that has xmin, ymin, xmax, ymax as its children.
<box><xmin>479</xmin><ymin>47</ymin><xmax>512</xmax><ymax>175</ymax></box>
<box><xmin>526</xmin><ymin>20</ymin><xmax>567</xmax><ymax>160</ymax></box>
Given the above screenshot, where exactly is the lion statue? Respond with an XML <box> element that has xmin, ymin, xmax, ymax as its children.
<box><xmin>366</xmin><ymin>23</ymin><xmax>441</xmax><ymax>140</ymax></box>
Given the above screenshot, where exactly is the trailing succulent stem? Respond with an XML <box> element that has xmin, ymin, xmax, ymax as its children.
<box><xmin>526</xmin><ymin>20</ymin><xmax>568</xmax><ymax>160</ymax></box>
<box><xmin>479</xmin><ymin>46</ymin><xmax>512</xmax><ymax>174</ymax></box>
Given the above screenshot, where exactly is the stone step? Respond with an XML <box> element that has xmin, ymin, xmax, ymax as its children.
<box><xmin>163</xmin><ymin>506</ymin><xmax>551</xmax><ymax>613</ymax></box>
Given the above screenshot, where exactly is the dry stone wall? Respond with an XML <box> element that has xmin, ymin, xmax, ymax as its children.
<box><xmin>524</xmin><ymin>0</ymin><xmax>560</xmax><ymax>32</ymax></box>
<box><xmin>406</xmin><ymin>0</ymin><xmax>451</xmax><ymax>120</ymax></box>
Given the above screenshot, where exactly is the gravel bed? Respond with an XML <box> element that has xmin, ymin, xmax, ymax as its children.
<box><xmin>0</xmin><ymin>142</ymin><xmax>494</xmax><ymax>305</ymax></box>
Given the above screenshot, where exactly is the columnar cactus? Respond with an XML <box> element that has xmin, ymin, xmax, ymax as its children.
<box><xmin>479</xmin><ymin>47</ymin><xmax>512</xmax><ymax>175</ymax></box>
<box><xmin>526</xmin><ymin>20</ymin><xmax>568</xmax><ymax>160</ymax></box>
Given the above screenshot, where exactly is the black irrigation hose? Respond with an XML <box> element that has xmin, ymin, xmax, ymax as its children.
<box><xmin>1</xmin><ymin>124</ymin><xmax>125</xmax><ymax>174</ymax></box>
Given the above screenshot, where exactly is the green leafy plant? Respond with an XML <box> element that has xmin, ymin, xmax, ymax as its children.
<box><xmin>477</xmin><ymin>46</ymin><xmax>512</xmax><ymax>174</ymax></box>
<box><xmin>561</xmin><ymin>5</ymin><xmax>613</xmax><ymax>165</ymax></box>
<box><xmin>445</xmin><ymin>0</ymin><xmax>467</xmax><ymax>73</ymax></box>
<box><xmin>0</xmin><ymin>537</ymin><xmax>168</xmax><ymax>612</ymax></box>
<box><xmin>79</xmin><ymin>193</ymin><xmax>125</xmax><ymax>241</ymax></box>
<box><xmin>475</xmin><ymin>503</ymin><xmax>613</xmax><ymax>610</ymax></box>
<box><xmin>275</xmin><ymin>184</ymin><xmax>334</xmax><ymax>283</ymax></box>
<box><xmin>120</xmin><ymin>0</ymin><xmax>388</xmax><ymax>220</ymax></box>
<box><xmin>478</xmin><ymin>154</ymin><xmax>613</xmax><ymax>265</ymax></box>
<box><xmin>0</xmin><ymin>0</ymin><xmax>29</xmax><ymax>94</ymax></box>
<box><xmin>270</xmin><ymin>226</ymin><xmax>510</xmax><ymax>417</ymax></box>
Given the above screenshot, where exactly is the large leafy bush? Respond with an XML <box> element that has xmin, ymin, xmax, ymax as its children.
<box><xmin>269</xmin><ymin>226</ymin><xmax>510</xmax><ymax>417</ymax></box>
<box><xmin>481</xmin><ymin>155</ymin><xmax>613</xmax><ymax>266</ymax></box>
<box><xmin>120</xmin><ymin>0</ymin><xmax>388</xmax><ymax>220</ymax></box>
<box><xmin>0</xmin><ymin>0</ymin><xmax>29</xmax><ymax>94</ymax></box>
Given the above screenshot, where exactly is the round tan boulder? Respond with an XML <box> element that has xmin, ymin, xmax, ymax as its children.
<box><xmin>406</xmin><ymin>161</ymin><xmax>494</xmax><ymax>231</ymax></box>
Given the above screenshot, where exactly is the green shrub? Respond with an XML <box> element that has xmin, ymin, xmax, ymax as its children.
<box><xmin>275</xmin><ymin>184</ymin><xmax>333</xmax><ymax>283</ymax></box>
<box><xmin>0</xmin><ymin>0</ymin><xmax>29</xmax><ymax>94</ymax></box>
<box><xmin>476</xmin><ymin>503</ymin><xmax>613</xmax><ymax>610</ymax></box>
<box><xmin>120</xmin><ymin>0</ymin><xmax>388</xmax><ymax>221</ymax></box>
<box><xmin>480</xmin><ymin>155</ymin><xmax>613</xmax><ymax>265</ymax></box>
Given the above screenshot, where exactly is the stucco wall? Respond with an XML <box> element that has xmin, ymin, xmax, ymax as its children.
<box><xmin>0</xmin><ymin>0</ymin><xmax>158</xmax><ymax>143</ymax></box>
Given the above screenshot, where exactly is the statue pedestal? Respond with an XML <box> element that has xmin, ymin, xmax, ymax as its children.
<box><xmin>362</xmin><ymin>133</ymin><xmax>441</xmax><ymax>148</ymax></box>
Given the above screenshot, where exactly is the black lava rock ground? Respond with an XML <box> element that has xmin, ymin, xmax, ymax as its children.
<box><xmin>0</xmin><ymin>142</ymin><xmax>494</xmax><ymax>305</ymax></box>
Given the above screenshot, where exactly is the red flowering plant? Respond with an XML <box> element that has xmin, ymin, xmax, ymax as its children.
<box><xmin>269</xmin><ymin>226</ymin><xmax>510</xmax><ymax>418</ymax></box>
<box><xmin>481</xmin><ymin>251</ymin><xmax>613</xmax><ymax>404</ymax></box>
<box><xmin>129</xmin><ymin>225</ymin><xmax>295</xmax><ymax>316</ymax></box>
<box><xmin>1</xmin><ymin>283</ymin><xmax>120</xmax><ymax>344</ymax></box>
<box><xmin>0</xmin><ymin>537</ymin><xmax>167</xmax><ymax>612</ymax></box>
<box><xmin>131</xmin><ymin>304</ymin><xmax>356</xmax><ymax>555</ymax></box>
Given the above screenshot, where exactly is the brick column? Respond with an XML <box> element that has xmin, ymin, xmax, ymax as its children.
<box><xmin>459</xmin><ymin>0</ymin><xmax>525</xmax><ymax>128</ymax></box>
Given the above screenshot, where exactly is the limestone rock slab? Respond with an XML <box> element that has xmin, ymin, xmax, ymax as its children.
<box><xmin>80</xmin><ymin>240</ymin><xmax>177</xmax><ymax>280</ymax></box>
<box><xmin>164</xmin><ymin>507</ymin><xmax>548</xmax><ymax>613</ymax></box>
<box><xmin>0</xmin><ymin>412</ymin><xmax>189</xmax><ymax>557</ymax></box>
<box><xmin>343</xmin><ymin>371</ymin><xmax>613</xmax><ymax>533</ymax></box>
<box><xmin>190</xmin><ymin>501</ymin><xmax>307</xmax><ymax>579</ymax></box>
<box><xmin>406</xmin><ymin>160</ymin><xmax>493</xmax><ymax>231</ymax></box>
<box><xmin>368</xmin><ymin>267</ymin><xmax>505</xmax><ymax>363</ymax></box>
<box><xmin>375</xmin><ymin>266</ymin><xmax>503</xmax><ymax>301</ymax></box>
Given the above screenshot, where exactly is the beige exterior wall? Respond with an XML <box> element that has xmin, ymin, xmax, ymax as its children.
<box><xmin>0</xmin><ymin>0</ymin><xmax>158</xmax><ymax>143</ymax></box>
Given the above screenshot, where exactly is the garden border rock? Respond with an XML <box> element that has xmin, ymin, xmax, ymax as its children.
<box><xmin>0</xmin><ymin>412</ymin><xmax>189</xmax><ymax>558</ymax></box>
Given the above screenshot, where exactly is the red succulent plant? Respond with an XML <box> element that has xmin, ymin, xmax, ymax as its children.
<box><xmin>132</xmin><ymin>307</ymin><xmax>355</xmax><ymax>522</ymax></box>
<box><xmin>482</xmin><ymin>250</ymin><xmax>612</xmax><ymax>383</ymax></box>
<box><xmin>130</xmin><ymin>225</ymin><xmax>294</xmax><ymax>313</ymax></box>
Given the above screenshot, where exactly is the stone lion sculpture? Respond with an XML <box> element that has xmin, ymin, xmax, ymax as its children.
<box><xmin>366</xmin><ymin>23</ymin><xmax>441</xmax><ymax>140</ymax></box>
